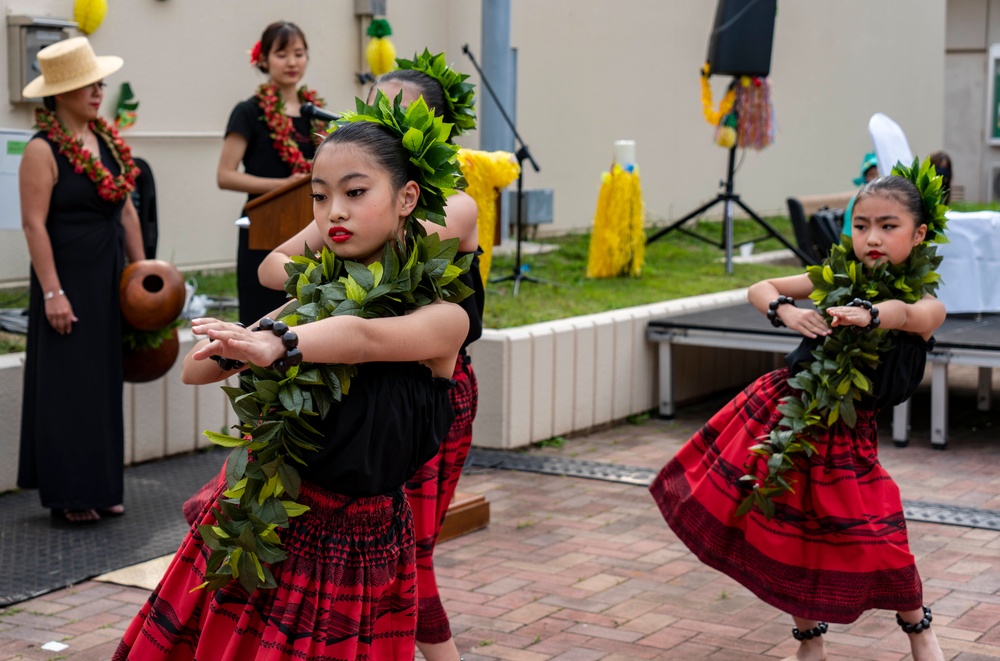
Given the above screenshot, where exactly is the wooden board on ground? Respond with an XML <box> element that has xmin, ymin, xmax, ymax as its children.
<box><xmin>439</xmin><ymin>492</ymin><xmax>489</xmax><ymax>543</ymax></box>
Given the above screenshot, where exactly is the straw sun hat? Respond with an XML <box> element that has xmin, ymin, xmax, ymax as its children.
<box><xmin>21</xmin><ymin>36</ymin><xmax>123</xmax><ymax>99</ymax></box>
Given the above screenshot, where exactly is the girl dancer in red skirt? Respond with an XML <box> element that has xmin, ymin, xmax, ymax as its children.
<box><xmin>115</xmin><ymin>95</ymin><xmax>470</xmax><ymax>660</ymax></box>
<box><xmin>255</xmin><ymin>52</ymin><xmax>483</xmax><ymax>661</ymax></box>
<box><xmin>650</xmin><ymin>169</ymin><xmax>947</xmax><ymax>661</ymax></box>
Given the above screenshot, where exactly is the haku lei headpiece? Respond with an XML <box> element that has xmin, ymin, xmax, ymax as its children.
<box><xmin>333</xmin><ymin>90</ymin><xmax>467</xmax><ymax>226</ymax></box>
<box><xmin>198</xmin><ymin>93</ymin><xmax>472</xmax><ymax>593</ymax></box>
<box><xmin>740</xmin><ymin>157</ymin><xmax>947</xmax><ymax>519</ymax></box>
<box><xmin>394</xmin><ymin>49</ymin><xmax>477</xmax><ymax>137</ymax></box>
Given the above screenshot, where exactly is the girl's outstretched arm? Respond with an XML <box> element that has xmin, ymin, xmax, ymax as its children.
<box><xmin>828</xmin><ymin>294</ymin><xmax>945</xmax><ymax>340</ymax></box>
<box><xmin>748</xmin><ymin>274</ymin><xmax>830</xmax><ymax>339</ymax></box>
<box><xmin>186</xmin><ymin>301</ymin><xmax>468</xmax><ymax>382</ymax></box>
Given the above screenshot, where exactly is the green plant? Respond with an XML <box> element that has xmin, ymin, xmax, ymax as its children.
<box><xmin>537</xmin><ymin>436</ymin><xmax>566</xmax><ymax>449</ymax></box>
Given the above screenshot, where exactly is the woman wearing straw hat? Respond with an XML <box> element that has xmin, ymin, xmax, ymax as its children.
<box><xmin>17</xmin><ymin>36</ymin><xmax>146</xmax><ymax>524</ymax></box>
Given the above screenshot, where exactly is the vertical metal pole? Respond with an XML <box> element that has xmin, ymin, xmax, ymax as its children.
<box><xmin>724</xmin><ymin>146</ymin><xmax>736</xmax><ymax>274</ymax></box>
<box><xmin>480</xmin><ymin>0</ymin><xmax>514</xmax><ymax>154</ymax></box>
<box><xmin>482</xmin><ymin>0</ymin><xmax>514</xmax><ymax>242</ymax></box>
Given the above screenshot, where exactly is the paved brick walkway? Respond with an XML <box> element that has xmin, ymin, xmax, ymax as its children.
<box><xmin>2</xmin><ymin>372</ymin><xmax>999</xmax><ymax>660</ymax></box>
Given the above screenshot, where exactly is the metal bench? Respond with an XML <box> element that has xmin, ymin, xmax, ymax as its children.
<box><xmin>647</xmin><ymin>303</ymin><xmax>999</xmax><ymax>448</ymax></box>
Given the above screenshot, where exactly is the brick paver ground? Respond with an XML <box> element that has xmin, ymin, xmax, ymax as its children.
<box><xmin>1</xmin><ymin>369</ymin><xmax>999</xmax><ymax>660</ymax></box>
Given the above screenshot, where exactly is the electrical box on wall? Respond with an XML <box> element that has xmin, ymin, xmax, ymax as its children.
<box><xmin>7</xmin><ymin>16</ymin><xmax>77</xmax><ymax>104</ymax></box>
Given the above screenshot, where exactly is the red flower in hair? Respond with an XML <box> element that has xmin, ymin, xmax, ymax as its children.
<box><xmin>250</xmin><ymin>40</ymin><xmax>262</xmax><ymax>66</ymax></box>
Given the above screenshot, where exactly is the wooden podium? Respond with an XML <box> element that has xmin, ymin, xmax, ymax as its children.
<box><xmin>244</xmin><ymin>176</ymin><xmax>314</xmax><ymax>250</ymax></box>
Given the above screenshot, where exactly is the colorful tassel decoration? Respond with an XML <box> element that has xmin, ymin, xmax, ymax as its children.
<box><xmin>587</xmin><ymin>164</ymin><xmax>646</xmax><ymax>278</ymax></box>
<box><xmin>74</xmin><ymin>0</ymin><xmax>107</xmax><ymax>35</ymax></box>
<box><xmin>366</xmin><ymin>19</ymin><xmax>396</xmax><ymax>77</ymax></box>
<box><xmin>457</xmin><ymin>148</ymin><xmax>521</xmax><ymax>281</ymax></box>
<box><xmin>114</xmin><ymin>82</ymin><xmax>139</xmax><ymax>130</ymax></box>
<box><xmin>734</xmin><ymin>76</ymin><xmax>773</xmax><ymax>150</ymax></box>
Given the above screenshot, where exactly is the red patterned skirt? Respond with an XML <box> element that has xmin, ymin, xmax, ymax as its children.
<box><xmin>649</xmin><ymin>368</ymin><xmax>922</xmax><ymax>624</ymax></box>
<box><xmin>405</xmin><ymin>354</ymin><xmax>478</xmax><ymax>644</ymax></box>
<box><xmin>114</xmin><ymin>482</ymin><xmax>416</xmax><ymax>660</ymax></box>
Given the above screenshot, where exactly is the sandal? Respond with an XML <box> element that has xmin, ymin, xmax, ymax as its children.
<box><xmin>99</xmin><ymin>505</ymin><xmax>125</xmax><ymax>517</ymax></box>
<box><xmin>51</xmin><ymin>509</ymin><xmax>100</xmax><ymax>523</ymax></box>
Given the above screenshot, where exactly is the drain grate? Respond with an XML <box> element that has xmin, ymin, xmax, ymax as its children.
<box><xmin>466</xmin><ymin>448</ymin><xmax>1000</xmax><ymax>532</ymax></box>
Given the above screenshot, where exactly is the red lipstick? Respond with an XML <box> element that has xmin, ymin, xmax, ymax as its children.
<box><xmin>328</xmin><ymin>226</ymin><xmax>351</xmax><ymax>243</ymax></box>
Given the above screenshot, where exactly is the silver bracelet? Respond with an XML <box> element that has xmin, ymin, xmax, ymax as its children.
<box><xmin>44</xmin><ymin>289</ymin><xmax>65</xmax><ymax>301</ymax></box>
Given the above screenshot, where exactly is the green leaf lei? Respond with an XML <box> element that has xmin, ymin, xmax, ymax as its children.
<box><xmin>196</xmin><ymin>95</ymin><xmax>472</xmax><ymax>594</ymax></box>
<box><xmin>395</xmin><ymin>49</ymin><xmax>477</xmax><ymax>137</ymax></box>
<box><xmin>738</xmin><ymin>157</ymin><xmax>948</xmax><ymax>519</ymax></box>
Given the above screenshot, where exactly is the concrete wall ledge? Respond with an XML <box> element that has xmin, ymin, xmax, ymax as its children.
<box><xmin>1</xmin><ymin>288</ymin><xmax>775</xmax><ymax>491</ymax></box>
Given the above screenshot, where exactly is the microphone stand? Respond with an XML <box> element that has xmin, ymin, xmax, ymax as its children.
<box><xmin>462</xmin><ymin>44</ymin><xmax>547</xmax><ymax>295</ymax></box>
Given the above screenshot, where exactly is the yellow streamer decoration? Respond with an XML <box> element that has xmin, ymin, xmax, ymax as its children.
<box><xmin>700</xmin><ymin>64</ymin><xmax>735</xmax><ymax>126</ymax></box>
<box><xmin>457</xmin><ymin>148</ymin><xmax>520</xmax><ymax>281</ymax></box>
<box><xmin>74</xmin><ymin>0</ymin><xmax>107</xmax><ymax>35</ymax></box>
<box><xmin>587</xmin><ymin>164</ymin><xmax>645</xmax><ymax>278</ymax></box>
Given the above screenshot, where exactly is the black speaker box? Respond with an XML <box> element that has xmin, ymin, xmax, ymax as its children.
<box><xmin>706</xmin><ymin>0</ymin><xmax>777</xmax><ymax>78</ymax></box>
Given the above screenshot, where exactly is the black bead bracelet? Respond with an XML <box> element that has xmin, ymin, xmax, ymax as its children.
<box><xmin>896</xmin><ymin>606</ymin><xmax>932</xmax><ymax>634</ymax></box>
<box><xmin>209</xmin><ymin>322</ymin><xmax>247</xmax><ymax>371</ymax></box>
<box><xmin>846</xmin><ymin>298</ymin><xmax>880</xmax><ymax>333</ymax></box>
<box><xmin>253</xmin><ymin>317</ymin><xmax>303</xmax><ymax>373</ymax></box>
<box><xmin>791</xmin><ymin>621</ymin><xmax>828</xmax><ymax>641</ymax></box>
<box><xmin>767</xmin><ymin>295</ymin><xmax>796</xmax><ymax>328</ymax></box>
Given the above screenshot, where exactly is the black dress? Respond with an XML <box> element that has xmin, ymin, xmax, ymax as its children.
<box><xmin>18</xmin><ymin>132</ymin><xmax>126</xmax><ymax>511</ymax></box>
<box><xmin>225</xmin><ymin>98</ymin><xmax>317</xmax><ymax>326</ymax></box>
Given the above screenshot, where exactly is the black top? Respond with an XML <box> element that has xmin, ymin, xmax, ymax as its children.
<box><xmin>786</xmin><ymin>332</ymin><xmax>933</xmax><ymax>410</ymax></box>
<box><xmin>298</xmin><ymin>362</ymin><xmax>455</xmax><ymax>496</ymax></box>
<box><xmin>458</xmin><ymin>249</ymin><xmax>485</xmax><ymax>352</ymax></box>
<box><xmin>224</xmin><ymin>98</ymin><xmax>317</xmax><ymax>203</ymax></box>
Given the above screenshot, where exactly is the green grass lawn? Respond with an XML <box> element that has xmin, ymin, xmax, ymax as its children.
<box><xmin>483</xmin><ymin>217</ymin><xmax>802</xmax><ymax>327</ymax></box>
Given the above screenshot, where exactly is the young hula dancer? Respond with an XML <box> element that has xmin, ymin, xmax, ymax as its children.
<box><xmin>257</xmin><ymin>51</ymin><xmax>480</xmax><ymax>661</ymax></box>
<box><xmin>649</xmin><ymin>159</ymin><xmax>948</xmax><ymax>661</ymax></box>
<box><xmin>114</xmin><ymin>94</ymin><xmax>470</xmax><ymax>660</ymax></box>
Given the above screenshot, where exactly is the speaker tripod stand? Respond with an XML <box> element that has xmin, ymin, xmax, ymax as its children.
<box><xmin>645</xmin><ymin>143</ymin><xmax>811</xmax><ymax>273</ymax></box>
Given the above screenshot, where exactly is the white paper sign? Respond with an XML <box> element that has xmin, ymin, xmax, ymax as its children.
<box><xmin>0</xmin><ymin>128</ymin><xmax>34</xmax><ymax>231</ymax></box>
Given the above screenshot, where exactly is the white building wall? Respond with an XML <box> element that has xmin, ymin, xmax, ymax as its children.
<box><xmin>0</xmin><ymin>0</ymin><xmax>945</xmax><ymax>285</ymax></box>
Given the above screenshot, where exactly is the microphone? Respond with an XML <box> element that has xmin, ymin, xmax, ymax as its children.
<box><xmin>300</xmin><ymin>103</ymin><xmax>340</xmax><ymax>123</ymax></box>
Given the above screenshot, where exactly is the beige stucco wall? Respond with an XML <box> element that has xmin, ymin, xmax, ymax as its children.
<box><xmin>0</xmin><ymin>0</ymin><xmax>945</xmax><ymax>285</ymax></box>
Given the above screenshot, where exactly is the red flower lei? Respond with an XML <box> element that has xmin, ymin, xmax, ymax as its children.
<box><xmin>34</xmin><ymin>108</ymin><xmax>140</xmax><ymax>203</ymax></box>
<box><xmin>255</xmin><ymin>83</ymin><xmax>327</xmax><ymax>175</ymax></box>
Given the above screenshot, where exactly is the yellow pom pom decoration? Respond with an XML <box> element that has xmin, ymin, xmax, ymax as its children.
<box><xmin>366</xmin><ymin>19</ymin><xmax>396</xmax><ymax>77</ymax></box>
<box><xmin>74</xmin><ymin>0</ymin><xmax>107</xmax><ymax>35</ymax></box>
<box><xmin>587</xmin><ymin>164</ymin><xmax>646</xmax><ymax>279</ymax></box>
<box><xmin>457</xmin><ymin>148</ymin><xmax>521</xmax><ymax>281</ymax></box>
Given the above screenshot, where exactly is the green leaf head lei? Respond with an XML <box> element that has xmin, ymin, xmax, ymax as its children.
<box><xmin>738</xmin><ymin>156</ymin><xmax>948</xmax><ymax>520</ymax></box>
<box><xmin>196</xmin><ymin>92</ymin><xmax>472</xmax><ymax>594</ymax></box>
<box><xmin>393</xmin><ymin>49</ymin><xmax>477</xmax><ymax>137</ymax></box>
<box><xmin>333</xmin><ymin>90</ymin><xmax>467</xmax><ymax>228</ymax></box>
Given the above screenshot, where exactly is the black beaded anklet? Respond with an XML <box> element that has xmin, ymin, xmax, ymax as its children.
<box><xmin>792</xmin><ymin>622</ymin><xmax>828</xmax><ymax>641</ymax></box>
<box><xmin>253</xmin><ymin>318</ymin><xmax>303</xmax><ymax>373</ymax></box>
<box><xmin>846</xmin><ymin>298</ymin><xmax>880</xmax><ymax>333</ymax></box>
<box><xmin>896</xmin><ymin>606</ymin><xmax>932</xmax><ymax>634</ymax></box>
<box><xmin>210</xmin><ymin>323</ymin><xmax>247</xmax><ymax>371</ymax></box>
<box><xmin>767</xmin><ymin>295</ymin><xmax>796</xmax><ymax>328</ymax></box>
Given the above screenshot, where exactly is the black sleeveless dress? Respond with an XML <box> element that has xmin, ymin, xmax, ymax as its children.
<box><xmin>18</xmin><ymin>131</ymin><xmax>126</xmax><ymax>511</ymax></box>
<box><xmin>225</xmin><ymin>98</ymin><xmax>317</xmax><ymax>326</ymax></box>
